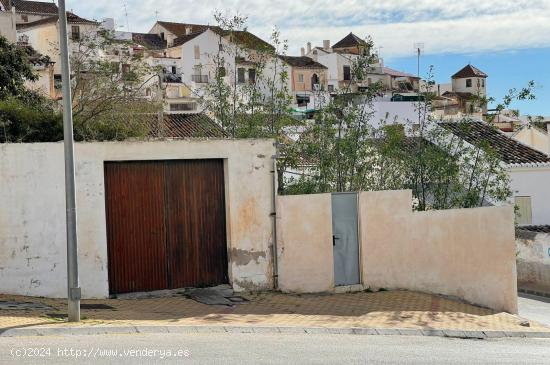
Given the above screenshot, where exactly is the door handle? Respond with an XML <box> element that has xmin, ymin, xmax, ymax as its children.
<box><xmin>333</xmin><ymin>234</ymin><xmax>341</xmax><ymax>246</ymax></box>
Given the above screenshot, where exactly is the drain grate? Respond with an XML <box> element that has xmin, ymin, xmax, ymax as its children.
<box><xmin>81</xmin><ymin>303</ymin><xmax>115</xmax><ymax>310</ymax></box>
<box><xmin>0</xmin><ymin>301</ymin><xmax>53</xmax><ymax>311</ymax></box>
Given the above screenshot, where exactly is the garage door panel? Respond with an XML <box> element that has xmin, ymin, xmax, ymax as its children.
<box><xmin>105</xmin><ymin>159</ymin><xmax>228</xmax><ymax>295</ymax></box>
<box><xmin>166</xmin><ymin>159</ymin><xmax>228</xmax><ymax>288</ymax></box>
<box><xmin>104</xmin><ymin>162</ymin><xmax>168</xmax><ymax>294</ymax></box>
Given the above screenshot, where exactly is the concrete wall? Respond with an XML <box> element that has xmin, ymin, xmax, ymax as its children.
<box><xmin>516</xmin><ymin>230</ymin><xmax>550</xmax><ymax>290</ymax></box>
<box><xmin>510</xmin><ymin>166</ymin><xmax>550</xmax><ymax>225</ymax></box>
<box><xmin>0</xmin><ymin>11</ymin><xmax>16</xmax><ymax>42</ymax></box>
<box><xmin>512</xmin><ymin>127</ymin><xmax>549</xmax><ymax>155</ymax></box>
<box><xmin>277</xmin><ymin>194</ymin><xmax>334</xmax><ymax>292</ymax></box>
<box><xmin>0</xmin><ymin>140</ymin><xmax>275</xmax><ymax>298</ymax></box>
<box><xmin>360</xmin><ymin>190</ymin><xmax>518</xmax><ymax>313</ymax></box>
<box><xmin>276</xmin><ymin>190</ymin><xmax>518</xmax><ymax>313</ymax></box>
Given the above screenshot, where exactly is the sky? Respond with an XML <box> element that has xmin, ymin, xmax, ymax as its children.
<box><xmin>68</xmin><ymin>0</ymin><xmax>550</xmax><ymax>116</ymax></box>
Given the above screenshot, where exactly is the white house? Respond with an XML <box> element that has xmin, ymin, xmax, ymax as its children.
<box><xmin>441</xmin><ymin>120</ymin><xmax>550</xmax><ymax>226</ymax></box>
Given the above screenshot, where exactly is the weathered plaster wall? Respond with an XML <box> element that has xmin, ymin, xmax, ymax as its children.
<box><xmin>516</xmin><ymin>230</ymin><xmax>550</xmax><ymax>290</ymax></box>
<box><xmin>509</xmin><ymin>166</ymin><xmax>550</xmax><ymax>226</ymax></box>
<box><xmin>277</xmin><ymin>194</ymin><xmax>334</xmax><ymax>293</ymax></box>
<box><xmin>0</xmin><ymin>140</ymin><xmax>275</xmax><ymax>298</ymax></box>
<box><xmin>360</xmin><ymin>190</ymin><xmax>518</xmax><ymax>313</ymax></box>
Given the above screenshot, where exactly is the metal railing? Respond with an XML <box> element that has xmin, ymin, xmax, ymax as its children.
<box><xmin>192</xmin><ymin>74</ymin><xmax>209</xmax><ymax>83</ymax></box>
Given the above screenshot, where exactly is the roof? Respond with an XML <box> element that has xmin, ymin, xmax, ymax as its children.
<box><xmin>155</xmin><ymin>21</ymin><xmax>273</xmax><ymax>50</ymax></box>
<box><xmin>440</xmin><ymin>121</ymin><xmax>550</xmax><ymax>164</ymax></box>
<box><xmin>332</xmin><ymin>32</ymin><xmax>367</xmax><ymax>49</ymax></box>
<box><xmin>452</xmin><ymin>64</ymin><xmax>488</xmax><ymax>79</ymax></box>
<box><xmin>1</xmin><ymin>0</ymin><xmax>57</xmax><ymax>14</ymax></box>
<box><xmin>278</xmin><ymin>55</ymin><xmax>327</xmax><ymax>69</ymax></box>
<box><xmin>153</xmin><ymin>113</ymin><xmax>226</xmax><ymax>138</ymax></box>
<box><xmin>132</xmin><ymin>33</ymin><xmax>166</xmax><ymax>50</ymax></box>
<box><xmin>172</xmin><ymin>31</ymin><xmax>204</xmax><ymax>47</ymax></box>
<box><xmin>382</xmin><ymin>66</ymin><xmax>419</xmax><ymax>79</ymax></box>
<box><xmin>16</xmin><ymin>11</ymin><xmax>99</xmax><ymax>30</ymax></box>
<box><xmin>517</xmin><ymin>225</ymin><xmax>550</xmax><ymax>234</ymax></box>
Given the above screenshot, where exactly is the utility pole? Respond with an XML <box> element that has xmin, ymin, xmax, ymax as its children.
<box><xmin>57</xmin><ymin>0</ymin><xmax>80</xmax><ymax>322</ymax></box>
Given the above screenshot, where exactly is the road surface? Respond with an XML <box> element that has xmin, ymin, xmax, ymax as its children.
<box><xmin>0</xmin><ymin>333</ymin><xmax>549</xmax><ymax>364</ymax></box>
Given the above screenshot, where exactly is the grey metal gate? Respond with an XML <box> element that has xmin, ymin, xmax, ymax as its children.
<box><xmin>332</xmin><ymin>193</ymin><xmax>360</xmax><ymax>286</ymax></box>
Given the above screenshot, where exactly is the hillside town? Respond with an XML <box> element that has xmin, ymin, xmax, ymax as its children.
<box><xmin>1</xmin><ymin>1</ymin><xmax>550</xmax><ymax>363</ymax></box>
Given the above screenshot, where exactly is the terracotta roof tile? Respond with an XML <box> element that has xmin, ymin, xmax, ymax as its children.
<box><xmin>132</xmin><ymin>33</ymin><xmax>167</xmax><ymax>50</ymax></box>
<box><xmin>16</xmin><ymin>11</ymin><xmax>98</xmax><ymax>29</ymax></box>
<box><xmin>2</xmin><ymin>0</ymin><xmax>57</xmax><ymax>14</ymax></box>
<box><xmin>146</xmin><ymin>113</ymin><xmax>226</xmax><ymax>138</ymax></box>
<box><xmin>278</xmin><ymin>55</ymin><xmax>327</xmax><ymax>69</ymax></box>
<box><xmin>452</xmin><ymin>64</ymin><xmax>488</xmax><ymax>79</ymax></box>
<box><xmin>332</xmin><ymin>32</ymin><xmax>367</xmax><ymax>49</ymax></box>
<box><xmin>440</xmin><ymin>121</ymin><xmax>550</xmax><ymax>164</ymax></box>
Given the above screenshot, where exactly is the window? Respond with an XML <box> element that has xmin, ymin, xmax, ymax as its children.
<box><xmin>296</xmin><ymin>95</ymin><xmax>310</xmax><ymax>107</ymax></box>
<box><xmin>343</xmin><ymin>65</ymin><xmax>351</xmax><ymax>81</ymax></box>
<box><xmin>481</xmin><ymin>79</ymin><xmax>485</xmax><ymax>87</ymax></box>
<box><xmin>171</xmin><ymin>66</ymin><xmax>177</xmax><ymax>74</ymax></box>
<box><xmin>145</xmin><ymin>88</ymin><xmax>151</xmax><ymax>97</ymax></box>
<box><xmin>71</xmin><ymin>26</ymin><xmax>80</xmax><ymax>41</ymax></box>
<box><xmin>219</xmin><ymin>43</ymin><xmax>223</xmax><ymax>52</ymax></box>
<box><xmin>169</xmin><ymin>103</ymin><xmax>197</xmax><ymax>111</ymax></box>
<box><xmin>466</xmin><ymin>79</ymin><xmax>472</xmax><ymax>88</ymax></box>
<box><xmin>194</xmin><ymin>45</ymin><xmax>200</xmax><ymax>59</ymax></box>
<box><xmin>160</xmin><ymin>32</ymin><xmax>165</xmax><ymax>40</ymax></box>
<box><xmin>237</xmin><ymin>68</ymin><xmax>245</xmax><ymax>83</ymax></box>
<box><xmin>328</xmin><ymin>85</ymin><xmax>334</xmax><ymax>92</ymax></box>
<box><xmin>298</xmin><ymin>73</ymin><xmax>304</xmax><ymax>83</ymax></box>
<box><xmin>248</xmin><ymin>68</ymin><xmax>256</xmax><ymax>84</ymax></box>
<box><xmin>515</xmin><ymin>196</ymin><xmax>532</xmax><ymax>225</ymax></box>
<box><xmin>53</xmin><ymin>74</ymin><xmax>62</xmax><ymax>89</ymax></box>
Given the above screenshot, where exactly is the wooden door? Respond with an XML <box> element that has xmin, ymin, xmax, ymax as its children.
<box><xmin>104</xmin><ymin>159</ymin><xmax>228</xmax><ymax>295</ymax></box>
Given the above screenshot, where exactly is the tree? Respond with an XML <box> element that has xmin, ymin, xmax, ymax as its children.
<box><xmin>0</xmin><ymin>35</ymin><xmax>62</xmax><ymax>143</ymax></box>
<box><xmin>198</xmin><ymin>12</ymin><xmax>298</xmax><ymax>191</ymax></box>
<box><xmin>0</xmin><ymin>36</ymin><xmax>38</xmax><ymax>98</ymax></box>
<box><xmin>67</xmin><ymin>30</ymin><xmax>161</xmax><ymax>140</ymax></box>
<box><xmin>285</xmin><ymin>51</ymin><xmax>513</xmax><ymax>211</ymax></box>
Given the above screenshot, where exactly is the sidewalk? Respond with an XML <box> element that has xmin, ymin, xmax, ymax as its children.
<box><xmin>1</xmin><ymin>290</ymin><xmax>549</xmax><ymax>337</ymax></box>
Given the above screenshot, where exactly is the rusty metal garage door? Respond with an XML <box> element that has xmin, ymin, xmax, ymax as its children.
<box><xmin>104</xmin><ymin>160</ymin><xmax>228</xmax><ymax>295</ymax></box>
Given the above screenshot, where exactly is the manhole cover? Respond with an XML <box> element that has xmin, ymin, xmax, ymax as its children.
<box><xmin>81</xmin><ymin>304</ymin><xmax>115</xmax><ymax>310</ymax></box>
<box><xmin>0</xmin><ymin>301</ymin><xmax>53</xmax><ymax>311</ymax></box>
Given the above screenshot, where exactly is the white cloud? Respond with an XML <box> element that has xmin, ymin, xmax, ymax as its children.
<box><xmin>68</xmin><ymin>0</ymin><xmax>550</xmax><ymax>57</ymax></box>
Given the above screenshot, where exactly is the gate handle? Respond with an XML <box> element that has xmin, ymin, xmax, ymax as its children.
<box><xmin>333</xmin><ymin>234</ymin><xmax>342</xmax><ymax>246</ymax></box>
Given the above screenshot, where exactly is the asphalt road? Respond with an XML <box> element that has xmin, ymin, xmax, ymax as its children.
<box><xmin>0</xmin><ymin>333</ymin><xmax>549</xmax><ymax>365</ymax></box>
<box><xmin>518</xmin><ymin>293</ymin><xmax>550</xmax><ymax>327</ymax></box>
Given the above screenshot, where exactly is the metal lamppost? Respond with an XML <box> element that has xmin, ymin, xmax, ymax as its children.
<box><xmin>57</xmin><ymin>0</ymin><xmax>80</xmax><ymax>322</ymax></box>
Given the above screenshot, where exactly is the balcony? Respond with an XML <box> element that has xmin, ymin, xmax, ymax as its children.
<box><xmin>163</xmin><ymin>72</ymin><xmax>183</xmax><ymax>83</ymax></box>
<box><xmin>192</xmin><ymin>74</ymin><xmax>209</xmax><ymax>83</ymax></box>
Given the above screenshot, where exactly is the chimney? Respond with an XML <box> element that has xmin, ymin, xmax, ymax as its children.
<box><xmin>323</xmin><ymin>40</ymin><xmax>330</xmax><ymax>50</ymax></box>
<box><xmin>300</xmin><ymin>47</ymin><xmax>305</xmax><ymax>56</ymax></box>
<box><xmin>185</xmin><ymin>26</ymin><xmax>192</xmax><ymax>35</ymax></box>
<box><xmin>306</xmin><ymin>42</ymin><xmax>311</xmax><ymax>54</ymax></box>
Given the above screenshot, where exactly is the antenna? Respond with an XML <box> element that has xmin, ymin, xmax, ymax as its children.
<box><xmin>122</xmin><ymin>1</ymin><xmax>130</xmax><ymax>32</ymax></box>
<box><xmin>155</xmin><ymin>10</ymin><xmax>159</xmax><ymax>21</ymax></box>
<box><xmin>413</xmin><ymin>42</ymin><xmax>424</xmax><ymax>79</ymax></box>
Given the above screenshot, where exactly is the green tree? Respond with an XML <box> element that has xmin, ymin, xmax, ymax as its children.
<box><xmin>286</xmin><ymin>56</ymin><xmax>513</xmax><ymax>210</ymax></box>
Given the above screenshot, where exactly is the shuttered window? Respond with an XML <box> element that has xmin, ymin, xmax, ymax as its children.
<box><xmin>515</xmin><ymin>196</ymin><xmax>532</xmax><ymax>225</ymax></box>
